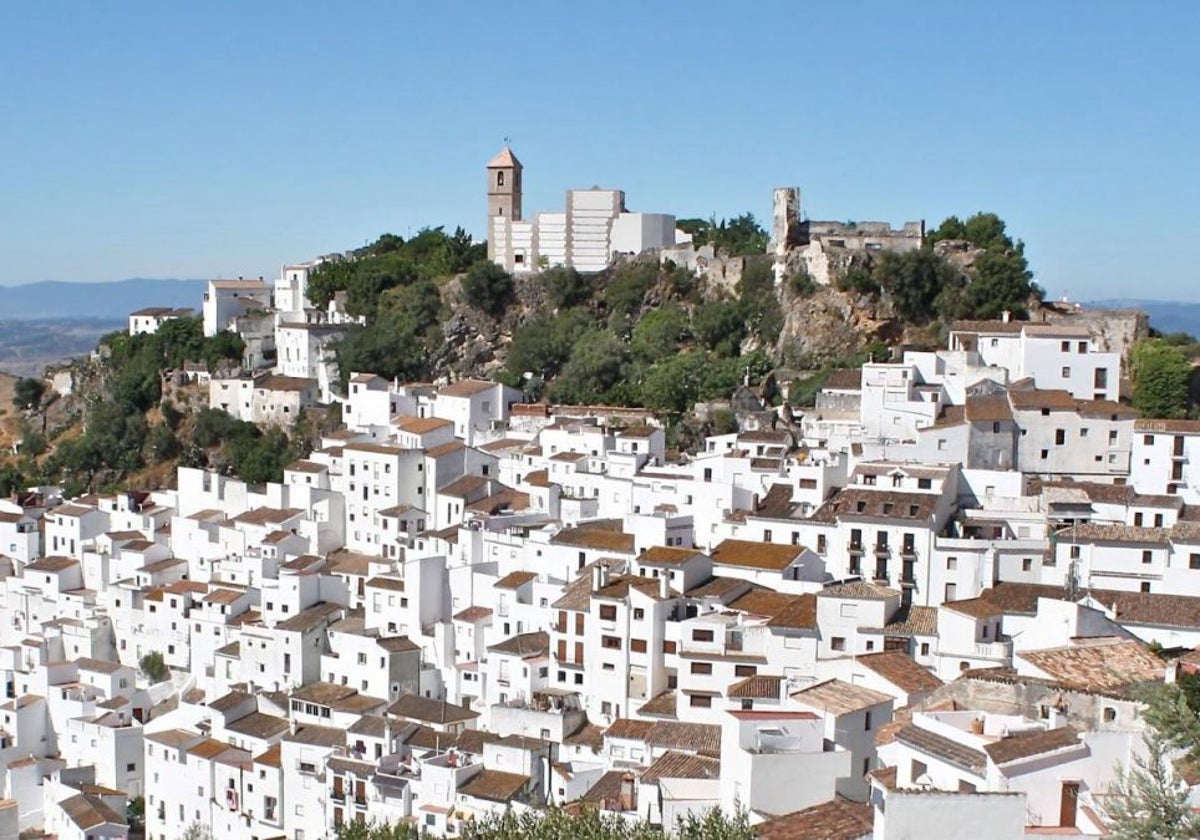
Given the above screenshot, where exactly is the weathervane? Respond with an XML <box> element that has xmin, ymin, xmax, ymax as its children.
<box><xmin>503</xmin><ymin>135</ymin><xmax>512</xmax><ymax>147</ymax></box>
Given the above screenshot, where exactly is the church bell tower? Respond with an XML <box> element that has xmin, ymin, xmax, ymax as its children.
<box><xmin>486</xmin><ymin>147</ymin><xmax>522</xmax><ymax>260</ymax></box>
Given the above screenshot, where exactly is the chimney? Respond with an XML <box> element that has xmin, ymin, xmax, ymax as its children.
<box><xmin>619</xmin><ymin>773</ymin><xmax>636</xmax><ymax>811</ymax></box>
<box><xmin>592</xmin><ymin>563</ymin><xmax>608</xmax><ymax>592</ymax></box>
<box><xmin>659</xmin><ymin>570</ymin><xmax>670</xmax><ymax>600</ymax></box>
<box><xmin>1001</xmin><ymin>310</ymin><xmax>1011</xmax><ymax>323</ymax></box>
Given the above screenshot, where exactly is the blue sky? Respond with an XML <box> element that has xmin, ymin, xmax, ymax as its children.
<box><xmin>2</xmin><ymin>1</ymin><xmax>1197</xmax><ymax>299</ymax></box>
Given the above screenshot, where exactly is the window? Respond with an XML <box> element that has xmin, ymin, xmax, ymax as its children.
<box><xmin>1145</xmin><ymin>434</ymin><xmax>1155</xmax><ymax>446</ymax></box>
<box><xmin>830</xmin><ymin>637</ymin><xmax>846</xmax><ymax>652</ymax></box>
<box><xmin>1040</xmin><ymin>448</ymin><xmax>1049</xmax><ymax>460</ymax></box>
<box><xmin>1095</xmin><ymin>368</ymin><xmax>1108</xmax><ymax>388</ymax></box>
<box><xmin>937</xmin><ymin>439</ymin><xmax>947</xmax><ymax>451</ymax></box>
<box><xmin>633</xmin><ymin>608</ymin><xmax>644</xmax><ymax>620</ymax></box>
<box><xmin>817</xmin><ymin>535</ymin><xmax>827</xmax><ymax>554</ymax></box>
<box><xmin>1103</xmin><ymin>707</ymin><xmax>1117</xmax><ymax>723</ymax></box>
<box><xmin>920</xmin><ymin>642</ymin><xmax>930</xmax><ymax>656</ymax></box>
<box><xmin>864</xmin><ymin>711</ymin><xmax>873</xmax><ymax>730</ymax></box>
<box><xmin>692</xmin><ymin>629</ymin><xmax>714</xmax><ymax>642</ymax></box>
<box><xmin>912</xmin><ymin>759</ymin><xmax>927</xmax><ymax>780</ymax></box>
<box><xmin>1055</xmin><ymin>429</ymin><xmax>1065</xmax><ymax>445</ymax></box>
<box><xmin>734</xmin><ymin>664</ymin><xmax>758</xmax><ymax>677</ymax></box>
<box><xmin>630</xmin><ymin>639</ymin><xmax>647</xmax><ymax>653</ymax></box>
<box><xmin>1141</xmin><ymin>581</ymin><xmax>1152</xmax><ymax>593</ymax></box>
<box><xmin>1061</xmin><ymin>341</ymin><xmax>1070</xmax><ymax>352</ymax></box>
<box><xmin>946</xmin><ymin>557</ymin><xmax>957</xmax><ymax>571</ymax></box>
<box><xmin>1142</xmin><ymin>550</ymin><xmax>1153</xmax><ymax>564</ymax></box>
<box><xmin>1061</xmin><ymin>367</ymin><xmax>1071</xmax><ymax>378</ymax></box>
<box><xmin>690</xmin><ymin>695</ymin><xmax>712</xmax><ymax>708</ymax></box>
<box><xmin>1190</xmin><ymin>554</ymin><xmax>1200</xmax><ymax>571</ymax></box>
<box><xmin>599</xmin><ymin>605</ymin><xmax>617</xmax><ymax>621</ymax></box>
<box><xmin>1070</xmin><ymin>545</ymin><xmax>1081</xmax><ymax>559</ymax></box>
<box><xmin>496</xmin><ymin>171</ymin><xmax>505</xmax><ymax>187</ymax></box>
<box><xmin>763</xmin><ymin>529</ymin><xmax>773</xmax><ymax>543</ymax></box>
<box><xmin>601</xmin><ymin>635</ymin><xmax>621</xmax><ymax>650</ymax></box>
<box><xmin>690</xmin><ymin>662</ymin><xmax>713</xmax><ymax>675</ymax></box>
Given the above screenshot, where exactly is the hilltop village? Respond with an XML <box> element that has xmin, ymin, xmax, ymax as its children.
<box><xmin>1</xmin><ymin>152</ymin><xmax>1197</xmax><ymax>840</ymax></box>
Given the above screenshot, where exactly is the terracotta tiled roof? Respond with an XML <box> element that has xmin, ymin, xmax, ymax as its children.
<box><xmin>487</xmin><ymin>631</ymin><xmax>549</xmax><ymax>659</ymax></box>
<box><xmin>487</xmin><ymin>147</ymin><xmax>522</xmax><ymax>169</ymax></box>
<box><xmin>604</xmin><ymin>718</ymin><xmax>653</xmax><ymax>741</ymax></box>
<box><xmin>855</xmin><ymin>651</ymin><xmax>943</xmax><ymax>695</ymax></box>
<box><xmin>388</xmin><ymin>693</ymin><xmax>480</xmax><ymax>724</ymax></box>
<box><xmin>943</xmin><ymin>597</ymin><xmax>1004</xmax><ymax>620</ymax></box>
<box><xmin>1008</xmin><ymin>389</ymin><xmax>1079</xmax><ymax>411</ymax></box>
<box><xmin>439</xmin><ymin>379</ymin><xmax>496</xmax><ymax>397</ymax></box>
<box><xmin>878</xmin><ymin>605</ymin><xmax>938</xmax><ymax>637</ymax></box>
<box><xmin>644</xmin><ymin>721</ymin><xmax>721</xmax><ymax>756</ymax></box>
<box><xmin>711</xmin><ymin>539</ymin><xmax>804</xmax><ymax>571</ymax></box>
<box><xmin>727</xmin><ymin>590</ymin><xmax>818</xmax><ymax>630</ymax></box>
<box><xmin>965</xmin><ymin>395</ymin><xmax>1013</xmax><ymax>423</ymax></box>
<box><xmin>822</xmin><ymin>369</ymin><xmax>863</xmax><ymax>391</ymax></box>
<box><xmin>550</xmin><ymin>524</ymin><xmax>635</xmax><ymax>553</ymax></box>
<box><xmin>641</xmin><ymin>750</ymin><xmax>720</xmax><ymax>785</ymax></box>
<box><xmin>494</xmin><ymin>570</ymin><xmax>537</xmax><ymax>590</ymax></box>
<box><xmin>983</xmin><ymin>725</ymin><xmax>1081</xmax><ymax>766</ymax></box>
<box><xmin>895</xmin><ymin>723</ymin><xmax>986</xmax><ymax>773</ymax></box>
<box><xmin>820</xmin><ymin>581</ymin><xmax>900</xmax><ymax>601</ymax></box>
<box><xmin>950</xmin><ymin>319</ymin><xmax>1026</xmax><ymax>335</ymax></box>
<box><xmin>453</xmin><ymin>606</ymin><xmax>493</xmax><ymax>623</ymax></box>
<box><xmin>232</xmin><ymin>506</ymin><xmax>301</xmax><ymax>526</ymax></box>
<box><xmin>456</xmin><ymin>768</ymin><xmax>528</xmax><ymax>801</ymax></box>
<box><xmin>792</xmin><ymin>679</ymin><xmax>892</xmax><ymax>715</ymax></box>
<box><xmin>1135</xmin><ymin>418</ymin><xmax>1200</xmax><ymax>434</ymax></box>
<box><xmin>637</xmin><ymin>546</ymin><xmax>706</xmax><ymax>566</ymax></box>
<box><xmin>1057</xmin><ymin>522</ymin><xmax>1170</xmax><ymax>545</ymax></box>
<box><xmin>811</xmin><ymin>489</ymin><xmax>937</xmax><ymax>523</ymax></box>
<box><xmin>580</xmin><ymin>770</ymin><xmax>629</xmax><ymax>805</ymax></box>
<box><xmin>1016</xmin><ymin>637</ymin><xmax>1163</xmax><ymax>693</ymax></box>
<box><xmin>756</xmin><ymin>797</ymin><xmax>874</xmax><ymax>840</ymax></box>
<box><xmin>727</xmin><ymin>674</ymin><xmax>783</xmax><ymax>699</ymax></box>
<box><xmin>637</xmin><ymin>690</ymin><xmax>677</xmax><ymax>719</ymax></box>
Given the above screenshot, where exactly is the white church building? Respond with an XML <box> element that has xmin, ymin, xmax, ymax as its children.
<box><xmin>486</xmin><ymin>147</ymin><xmax>689</xmax><ymax>273</ymax></box>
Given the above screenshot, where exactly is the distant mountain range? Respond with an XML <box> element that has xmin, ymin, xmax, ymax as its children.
<box><xmin>1085</xmin><ymin>299</ymin><xmax>1200</xmax><ymax>338</ymax></box>
<box><xmin>0</xmin><ymin>278</ymin><xmax>206</xmax><ymax>320</ymax></box>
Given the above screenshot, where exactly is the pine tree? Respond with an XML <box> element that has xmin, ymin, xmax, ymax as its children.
<box><xmin>1108</xmin><ymin>729</ymin><xmax>1200</xmax><ymax>840</ymax></box>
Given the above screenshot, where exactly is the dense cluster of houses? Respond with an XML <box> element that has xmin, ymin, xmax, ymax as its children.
<box><xmin>15</xmin><ymin>297</ymin><xmax>1200</xmax><ymax>840</ymax></box>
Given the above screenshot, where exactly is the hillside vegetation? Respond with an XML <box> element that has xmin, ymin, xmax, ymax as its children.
<box><xmin>0</xmin><ymin>316</ymin><xmax>321</xmax><ymax>496</ymax></box>
<box><xmin>0</xmin><ymin>212</ymin><xmax>1067</xmax><ymax>495</ymax></box>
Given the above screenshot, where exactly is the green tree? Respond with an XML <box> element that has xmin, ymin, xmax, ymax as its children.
<box><xmin>736</xmin><ymin>257</ymin><xmax>784</xmax><ymax>345</ymax></box>
<box><xmin>1108</xmin><ymin>726</ymin><xmax>1200</xmax><ymax>840</ymax></box>
<box><xmin>630</xmin><ymin>304</ymin><xmax>690</xmax><ymax>364</ymax></box>
<box><xmin>542</xmin><ymin>266</ymin><xmax>592</xmax><ymax>310</ymax></box>
<box><xmin>338</xmin><ymin>805</ymin><xmax>754</xmax><ymax>840</ymax></box>
<box><xmin>692</xmin><ymin>301</ymin><xmax>746</xmax><ymax>357</ymax></box>
<box><xmin>12</xmin><ymin>377</ymin><xmax>46</xmax><ymax>412</ymax></box>
<box><xmin>1131</xmin><ymin>338</ymin><xmax>1192</xmax><ymax>419</ymax></box>
<box><xmin>605</xmin><ymin>261</ymin><xmax>658</xmax><ymax>319</ymax></box>
<box><xmin>462</xmin><ymin>261</ymin><xmax>514</xmax><ymax>316</ymax></box>
<box><xmin>145</xmin><ymin>424</ymin><xmax>181</xmax><ymax>462</ymax></box>
<box><xmin>506</xmin><ymin>309</ymin><xmax>592</xmax><ymax>381</ymax></box>
<box><xmin>552</xmin><ymin>331</ymin><xmax>630</xmax><ymax>405</ymax></box>
<box><xmin>926</xmin><ymin>212</ymin><xmax>1041</xmax><ymax>321</ymax></box>
<box><xmin>140</xmin><ymin>651</ymin><xmax>168</xmax><ymax>683</ymax></box>
<box><xmin>679</xmin><ymin>213</ymin><xmax>769</xmax><ymax>256</ymax></box>
<box><xmin>874</xmin><ymin>248</ymin><xmax>959</xmax><ymax>322</ymax></box>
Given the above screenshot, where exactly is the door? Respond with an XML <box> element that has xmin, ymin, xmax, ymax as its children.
<box><xmin>1059</xmin><ymin>781</ymin><xmax>1079</xmax><ymax>827</ymax></box>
